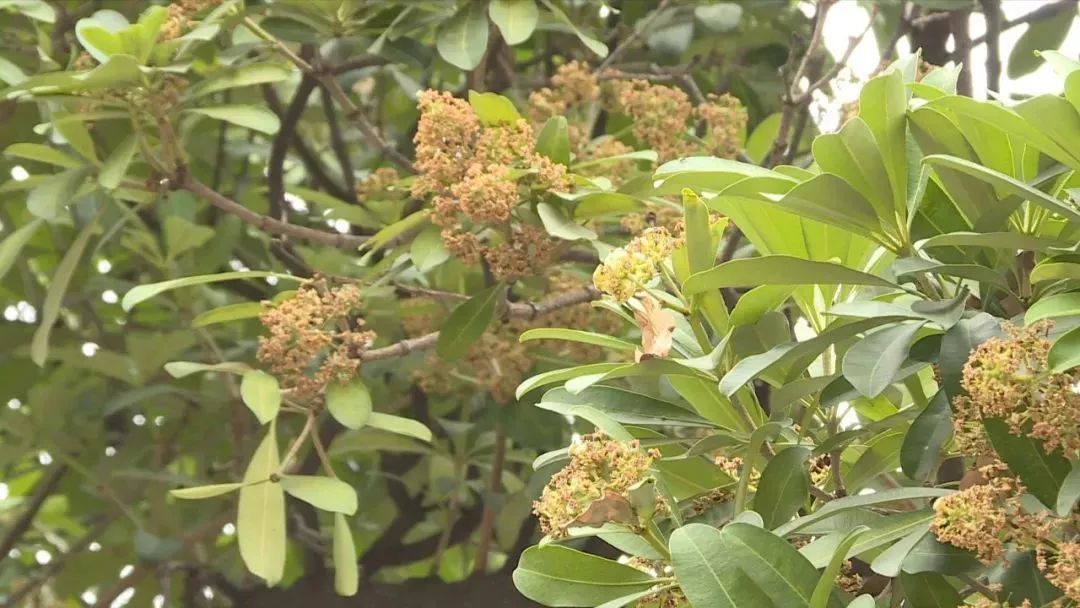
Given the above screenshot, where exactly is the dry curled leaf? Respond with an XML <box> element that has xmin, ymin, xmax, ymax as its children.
<box><xmin>634</xmin><ymin>295</ymin><xmax>676</xmax><ymax>362</ymax></box>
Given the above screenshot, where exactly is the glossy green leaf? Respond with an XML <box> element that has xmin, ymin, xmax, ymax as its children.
<box><xmin>333</xmin><ymin>514</ymin><xmax>358</xmax><ymax>596</ymax></box>
<box><xmin>670</xmin><ymin>523</ymin><xmax>773</xmax><ymax>608</ymax></box>
<box><xmin>901</xmin><ymin>572</ymin><xmax>961</xmax><ymax>608</ymax></box>
<box><xmin>537</xmin><ymin>202</ymin><xmax>596</xmax><ymax>240</ymax></box>
<box><xmin>984</xmin><ymin>417</ymin><xmax>1070</xmax><ymax>508</ymax></box>
<box><xmin>869</xmin><ymin>527</ymin><xmax>928</xmax><ymax>577</ymax></box>
<box><xmin>4</xmin><ymin>142</ymin><xmax>82</xmax><ymax>168</ymax></box>
<box><xmin>536</xmin><ymin>116</ymin><xmax>570</xmax><ymax>166</ymax></box>
<box><xmin>754</xmin><ymin>446</ymin><xmax>811</xmax><ymax>529</ymax></box>
<box><xmin>468</xmin><ymin>90</ymin><xmax>521</xmax><ymax>125</ymax></box>
<box><xmin>326</xmin><ymin>379</ymin><xmax>373</xmax><ymax>430</ymax></box>
<box><xmin>1026</xmin><ymin>292</ymin><xmax>1080</xmax><ymax>324</ymax></box>
<box><xmin>1049</xmin><ymin>325</ymin><xmax>1080</xmax><ymax>372</ymax></box>
<box><xmin>1056</xmin><ymin>462</ymin><xmax>1080</xmax><ymax>516</ymax></box>
<box><xmin>436</xmin><ymin>283</ymin><xmax>504</xmax><ymax>361</ymax></box>
<box><xmin>122</xmin><ymin>271</ymin><xmax>297</xmax><ymax>311</ymax></box>
<box><xmin>488</xmin><ymin>0</ymin><xmax>539</xmax><ymax>45</ymax></box>
<box><xmin>516</xmin><ymin>362</ymin><xmax>626</xmax><ymax>399</ymax></box>
<box><xmin>410</xmin><ymin>225</ymin><xmax>451</xmax><ymax>272</ymax></box>
<box><xmin>187</xmin><ymin>105</ymin><xmax>281</xmax><ymax>135</ymax></box>
<box><xmin>0</xmin><ymin>219</ymin><xmax>44</xmax><ymax>282</ymax></box>
<box><xmin>919</xmin><ymin>231</ymin><xmax>1070</xmax><ymax>252</ymax></box>
<box><xmin>281</xmin><ymin>475</ymin><xmax>358</xmax><ymax>515</ymax></box>
<box><xmin>859</xmin><ymin>70</ymin><xmax>908</xmax><ymax>219</ymax></box>
<box><xmin>900</xmin><ymin>390</ymin><xmax>952</xmax><ymax>481</ymax></box>
<box><xmin>842</xmin><ymin>321</ymin><xmax>925</xmax><ymax>398</ymax></box>
<box><xmin>685</xmin><ymin>255</ymin><xmax>897</xmax><ymax>295</ymax></box>
<box><xmin>537</xmin><ymin>0</ymin><xmax>608</xmax><ymax>57</ymax></box>
<box><xmin>811</xmin><ymin>527</ymin><xmax>868</xmax><ymax>608</ymax></box>
<box><xmin>97</xmin><ymin>135</ymin><xmax>136</xmax><ymax>190</ymax></box>
<box><xmin>164</xmin><ymin>361</ymin><xmax>250</xmax><ymax>378</ymax></box>
<box><xmin>519</xmin><ymin>328</ymin><xmax>636</xmax><ymax>351</ymax></box>
<box><xmin>27</xmin><ymin>166</ymin><xmax>92</xmax><ymax>219</ymax></box>
<box><xmin>775</xmin><ymin>487</ymin><xmax>953</xmax><ymax>536</ymax></box>
<box><xmin>186</xmin><ymin>63</ymin><xmax>292</xmax><ymax>99</ymax></box>
<box><xmin>30</xmin><ymin>219</ymin><xmax>96</xmax><ymax>366</ymax></box>
<box><xmin>240</xmin><ymin>370</ymin><xmax>281</xmax><ymax>425</ymax></box>
<box><xmin>1031</xmin><ymin>261</ymin><xmax>1080</xmax><ymax>283</ymax></box>
<box><xmin>538</xmin><ymin>386</ymin><xmax>713</xmax><ymax>427</ymax></box>
<box><xmin>513</xmin><ymin>546</ymin><xmax>655</xmax><ymax>606</ymax></box>
<box><xmin>170</xmin><ymin>483</ymin><xmax>243</xmax><ymax>499</ymax></box>
<box><xmin>237</xmin><ymin>425</ymin><xmax>286</xmax><ymax>585</ymax></box>
<box><xmin>366</xmin><ymin>413</ymin><xmax>432</xmax><ymax>442</ymax></box>
<box><xmin>192</xmin><ymin>302</ymin><xmax>265</xmax><ymax>327</ymax></box>
<box><xmin>436</xmin><ymin>2</ymin><xmax>489</xmax><ymax>70</ymax></box>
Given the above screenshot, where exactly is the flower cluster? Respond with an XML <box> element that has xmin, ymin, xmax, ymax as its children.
<box><xmin>256</xmin><ymin>280</ymin><xmax>375</xmax><ymax>400</ymax></box>
<box><xmin>355</xmin><ymin>167</ymin><xmax>406</xmax><ymax>202</ymax></box>
<box><xmin>635</xmin><ymin>587</ymin><xmax>688</xmax><ymax>608</ymax></box>
<box><xmin>951</xmin><ymin>322</ymin><xmax>1080</xmax><ymax>455</ymax></box>
<box><xmin>534</xmin><ymin>432</ymin><xmax>659</xmax><ymax>538</ymax></box>
<box><xmin>593</xmin><ymin>227</ymin><xmax>679</xmax><ymax>302</ymax></box>
<box><xmin>412</xmin><ymin>90</ymin><xmax>570</xmax><ymax>281</ymax></box>
<box><xmin>162</xmin><ymin>0</ymin><xmax>221</xmax><ymax>41</ymax></box>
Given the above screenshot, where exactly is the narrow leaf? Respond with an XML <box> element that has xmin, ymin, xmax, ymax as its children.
<box><xmin>281</xmin><ymin>475</ymin><xmax>358</xmax><ymax>515</ymax></box>
<box><xmin>240</xmin><ymin>370</ymin><xmax>281</xmax><ymax>425</ymax></box>
<box><xmin>237</xmin><ymin>425</ymin><xmax>286</xmax><ymax>585</ymax></box>
<box><xmin>31</xmin><ymin>220</ymin><xmax>96</xmax><ymax>366</ymax></box>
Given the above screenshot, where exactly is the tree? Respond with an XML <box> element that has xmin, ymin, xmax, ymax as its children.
<box><xmin>0</xmin><ymin>1</ymin><xmax>1078</xmax><ymax>608</ymax></box>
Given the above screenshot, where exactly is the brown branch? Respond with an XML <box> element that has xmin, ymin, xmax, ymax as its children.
<box><xmin>360</xmin><ymin>287</ymin><xmax>599</xmax><ymax>363</ymax></box>
<box><xmin>1</xmin><ymin>517</ymin><xmax>116</xmax><ymax>608</ymax></box>
<box><xmin>968</xmin><ymin>0</ymin><xmax>1078</xmax><ymax>47</ymax></box>
<box><xmin>598</xmin><ymin>0</ymin><xmax>673</xmax><ymax>72</ymax></box>
<box><xmin>949</xmin><ymin>9</ymin><xmax>973</xmax><ymax>97</ymax></box>
<box><xmin>180</xmin><ymin>173</ymin><xmax>369</xmax><ymax>249</ymax></box>
<box><xmin>473</xmin><ymin>423</ymin><xmax>507</xmax><ymax>576</ymax></box>
<box><xmin>315</xmin><ymin>70</ymin><xmax>416</xmax><ymax>174</ymax></box>
<box><xmin>980</xmin><ymin>0</ymin><xmax>1002</xmax><ymax>96</ymax></box>
<box><xmin>267</xmin><ymin>74</ymin><xmax>318</xmax><ymax>222</ymax></box>
<box><xmin>262</xmin><ymin>85</ymin><xmax>354</xmax><ymax>201</ymax></box>
<box><xmin>0</xmin><ymin>464</ymin><xmax>68</xmax><ymax>565</ymax></box>
<box><xmin>320</xmin><ymin>85</ymin><xmax>356</xmax><ymax>199</ymax></box>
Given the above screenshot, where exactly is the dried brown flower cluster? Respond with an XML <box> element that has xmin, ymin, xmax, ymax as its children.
<box><xmin>355</xmin><ymin>167</ymin><xmax>405</xmax><ymax>201</ymax></box>
<box><xmin>257</xmin><ymin>281</ymin><xmax>375</xmax><ymax>400</ymax></box>
<box><xmin>412</xmin><ymin>90</ymin><xmax>570</xmax><ymax>281</ymax></box>
<box><xmin>533</xmin><ymin>432</ymin><xmax>659</xmax><ymax>538</ymax></box>
<box><xmin>952</xmin><ymin>322</ymin><xmax>1080</xmax><ymax>455</ymax></box>
<box><xmin>931</xmin><ymin>463</ymin><xmax>1080</xmax><ymax>602</ymax></box>
<box><xmin>635</xmin><ymin>587</ymin><xmax>688</xmax><ymax>608</ymax></box>
<box><xmin>529</xmin><ymin>61</ymin><xmax>601</xmax><ymax>124</ymax></box>
<box><xmin>163</xmin><ymin>0</ymin><xmax>220</xmax><ymax>41</ymax></box>
<box><xmin>835</xmin><ymin>560</ymin><xmax>862</xmax><ymax>594</ymax></box>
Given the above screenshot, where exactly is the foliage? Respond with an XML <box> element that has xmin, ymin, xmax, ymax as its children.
<box><xmin>1</xmin><ymin>1</ymin><xmax>1079</xmax><ymax>608</ymax></box>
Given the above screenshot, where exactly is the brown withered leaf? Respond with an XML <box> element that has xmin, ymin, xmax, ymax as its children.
<box><xmin>564</xmin><ymin>490</ymin><xmax>635</xmax><ymax>530</ymax></box>
<box><xmin>634</xmin><ymin>295</ymin><xmax>676</xmax><ymax>363</ymax></box>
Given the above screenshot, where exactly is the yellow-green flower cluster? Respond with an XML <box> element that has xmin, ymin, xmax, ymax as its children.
<box><xmin>592</xmin><ymin>227</ymin><xmax>678</xmax><ymax>302</ymax></box>
<box><xmin>533</xmin><ymin>432</ymin><xmax>658</xmax><ymax>538</ymax></box>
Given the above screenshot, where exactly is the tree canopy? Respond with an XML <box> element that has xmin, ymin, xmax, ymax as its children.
<box><xmin>1</xmin><ymin>1</ymin><xmax>1080</xmax><ymax>608</ymax></box>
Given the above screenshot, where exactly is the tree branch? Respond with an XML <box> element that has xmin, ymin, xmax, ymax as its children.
<box><xmin>180</xmin><ymin>173</ymin><xmax>369</xmax><ymax>249</ymax></box>
<box><xmin>473</xmin><ymin>423</ymin><xmax>507</xmax><ymax>576</ymax></box>
<box><xmin>320</xmin><ymin>85</ymin><xmax>356</xmax><ymax>200</ymax></box>
<box><xmin>968</xmin><ymin>0</ymin><xmax>1078</xmax><ymax>47</ymax></box>
<box><xmin>0</xmin><ymin>464</ymin><xmax>68</xmax><ymax>565</ymax></box>
<box><xmin>1</xmin><ymin>516</ymin><xmax>116</xmax><ymax>608</ymax></box>
<box><xmin>267</xmin><ymin>74</ymin><xmax>318</xmax><ymax>222</ymax></box>
<box><xmin>597</xmin><ymin>0</ymin><xmax>672</xmax><ymax>72</ymax></box>
<box><xmin>979</xmin><ymin>0</ymin><xmax>1002</xmax><ymax>96</ymax></box>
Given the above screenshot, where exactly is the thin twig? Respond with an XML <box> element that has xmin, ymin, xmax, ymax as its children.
<box><xmin>278</xmin><ymin>412</ymin><xmax>316</xmax><ymax>474</ymax></box>
<box><xmin>1</xmin><ymin>517</ymin><xmax>116</xmax><ymax>608</ymax></box>
<box><xmin>472</xmin><ymin>423</ymin><xmax>507</xmax><ymax>576</ymax></box>
<box><xmin>181</xmin><ymin>173</ymin><xmax>369</xmax><ymax>249</ymax></box>
<box><xmin>980</xmin><ymin>0</ymin><xmax>1002</xmax><ymax>96</ymax></box>
<box><xmin>598</xmin><ymin>0</ymin><xmax>672</xmax><ymax>72</ymax></box>
<box><xmin>321</xmin><ymin>85</ymin><xmax>356</xmax><ymax>199</ymax></box>
<box><xmin>968</xmin><ymin>0</ymin><xmax>1078</xmax><ymax>48</ymax></box>
<box><xmin>0</xmin><ymin>465</ymin><xmax>68</xmax><ymax>566</ymax></box>
<box><xmin>267</xmin><ymin>74</ymin><xmax>318</xmax><ymax>222</ymax></box>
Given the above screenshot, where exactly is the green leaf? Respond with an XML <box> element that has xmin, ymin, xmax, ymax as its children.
<box><xmin>98</xmin><ymin>135</ymin><xmax>136</xmax><ymax>190</ymax></box>
<box><xmin>1008</xmin><ymin>11</ymin><xmax>1074</xmax><ymax>78</ymax></box>
<box><xmin>1026</xmin><ymin>292</ymin><xmax>1080</xmax><ymax>324</ymax></box>
<box><xmin>669</xmin><ymin>376</ymin><xmax>756</xmax><ymax>431</ymax></box>
<box><xmin>984</xmin><ymin>417</ymin><xmax>1071</xmax><ymax>508</ymax></box>
<box><xmin>847</xmin><ymin>596</ymin><xmax>875</xmax><ymax>608</ymax></box>
<box><xmin>694</xmin><ymin>2</ymin><xmax>743</xmax><ymax>32</ymax></box>
<box><xmin>240</xmin><ymin>370</ymin><xmax>281</xmax><ymax>425</ymax></box>
<box><xmin>366</xmin><ymin>412</ymin><xmax>432</xmax><ymax>442</ymax></box>
<box><xmin>409</xmin><ymin>225</ymin><xmax>450</xmax><ymax>272</ymax></box>
<box><xmin>164</xmin><ymin>361</ymin><xmax>250</xmax><ymax>378</ymax></box>
<box><xmin>332</xmin><ymin>514</ymin><xmax>358</xmax><ymax>596</ymax></box>
<box><xmin>800</xmin><ymin>510</ymin><xmax>932</xmax><ymax>568</ymax></box>
<box><xmin>720</xmin><ymin>316</ymin><xmax>910</xmax><ymax>397</ymax></box>
<box><xmin>238</xmin><ymin>425</ymin><xmax>285</xmax><ymax>585</ymax></box>
<box><xmin>436</xmin><ymin>2</ymin><xmax>489</xmax><ymax>70</ymax></box>
<box><xmin>1031</xmin><ymin>261</ymin><xmax>1080</xmax><ymax>283</ymax></box>
<box><xmin>538</xmin><ymin>386</ymin><xmax>714</xmax><ymax>428</ymax></box>
<box><xmin>684</xmin><ymin>255</ymin><xmax>898</xmax><ymax>295</ymax></box>
<box><xmin>537</xmin><ymin>0</ymin><xmax>608</xmax><ymax>57</ymax></box>
<box><xmin>1056</xmin><ymin>463</ymin><xmax>1080</xmax><ymax>517</ymax></box>
<box><xmin>516</xmin><ymin>362</ymin><xmax>626</xmax><ymax>399</ymax></box>
<box><xmin>536</xmin><ymin>116</ymin><xmax>570</xmax><ymax>166</ymax></box>
<box><xmin>673</xmin><ymin>523</ymin><xmax>832</xmax><ymax>608</ymax></box>
<box><xmin>754</xmin><ymin>447</ymin><xmax>811</xmax><ymax>529</ymax></box>
<box><xmin>729</xmin><ymin>285</ymin><xmax>793</xmax><ymax>327</ymax></box>
<box><xmin>170</xmin><ymin>483</ymin><xmax>243</xmax><ymax>499</ymax></box>
<box><xmin>30</xmin><ymin>219</ymin><xmax>96</xmax><ymax>366</ymax></box>
<box><xmin>537</xmin><ymin>202</ymin><xmax>596</xmax><ymax>240</ymax></box>
<box><xmin>164</xmin><ymin>216</ymin><xmax>215</xmax><ymax>260</ymax></box>
<box><xmin>924</xmin><ymin>154</ymin><xmax>1080</xmax><ymax>224</ymax></box>
<box><xmin>4</xmin><ymin>143</ymin><xmax>82</xmax><ymax>168</ymax></box>
<box><xmin>359</xmin><ymin>209</ymin><xmax>431</xmax><ymax>252</ymax></box>
<box><xmin>436</xmin><ymin>283</ymin><xmax>504</xmax><ymax>361</ymax></box>
<box><xmin>859</xmin><ymin>70</ymin><xmax>908</xmax><ymax>220</ymax></box>
<box><xmin>519</xmin><ymin>328</ymin><xmax>636</xmax><ymax>351</ymax></box>
<box><xmin>0</xmin><ymin>219</ymin><xmax>43</xmax><ymax>283</ymax></box>
<box><xmin>841</xmin><ymin>321</ymin><xmax>925</xmax><ymax>398</ymax></box>
<box><xmin>27</xmin><ymin>166</ymin><xmax>92</xmax><ymax>219</ymax></box>
<box><xmin>75</xmin><ymin>22</ymin><xmax>125</xmax><ymax>64</ymax></box>
<box><xmin>775</xmin><ymin>488</ymin><xmax>953</xmax><ymax>536</ymax></box>
<box><xmin>122</xmin><ymin>271</ymin><xmax>298</xmax><ymax>311</ymax></box>
<box><xmin>488</xmin><ymin>0</ymin><xmax>539</xmax><ymax>45</ymax></box>
<box><xmin>186</xmin><ymin>105</ymin><xmax>281</xmax><ymax>135</ymax></box>
<box><xmin>1049</xmin><ymin>325</ymin><xmax>1080</xmax><ymax>372</ymax></box>
<box><xmin>811</xmin><ymin>527</ymin><xmax>868</xmax><ymax>608</ymax></box>
<box><xmin>938</xmin><ymin>313</ymin><xmax>1001</xmax><ymax>397</ymax></box>
<box><xmin>280</xmin><ymin>475</ymin><xmax>358</xmax><ymax>515</ymax></box>
<box><xmin>326</xmin><ymin>379</ymin><xmax>372</xmax><ymax>430</ymax></box>
<box><xmin>744</xmin><ymin>113</ymin><xmax>781</xmax><ymax>164</ymax></box>
<box><xmin>192</xmin><ymin>302</ymin><xmax>265</xmax><ymax>327</ymax></box>
<box><xmin>919</xmin><ymin>231</ymin><xmax>1070</xmax><ymax>252</ymax></box>
<box><xmin>900</xmin><ymin>390</ymin><xmax>952</xmax><ymax>481</ymax></box>
<box><xmin>901</xmin><ymin>532</ymin><xmax>981</xmax><ymax>575</ymax></box>
<box><xmin>512</xmin><ymin>546</ymin><xmax>655</xmax><ymax>606</ymax></box>
<box><xmin>901</xmin><ymin>572</ymin><xmax>961</xmax><ymax>608</ymax></box>
<box><xmin>777</xmin><ymin>173</ymin><xmax>881</xmax><ymax>236</ymax></box>
<box><xmin>468</xmin><ymin>90</ymin><xmax>521</xmax><ymax>126</ymax></box>
<box><xmin>869</xmin><ymin>528</ymin><xmax>928</xmax><ymax>577</ymax></box>
<box><xmin>185</xmin><ymin>62</ymin><xmax>292</xmax><ymax>99</ymax></box>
